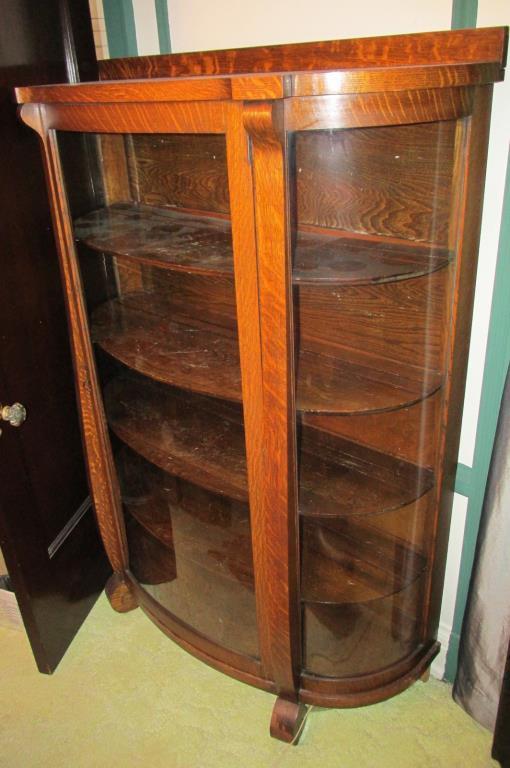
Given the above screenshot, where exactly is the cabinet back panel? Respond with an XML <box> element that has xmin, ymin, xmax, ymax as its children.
<box><xmin>296</xmin><ymin>266</ymin><xmax>451</xmax><ymax>375</ymax></box>
<box><xmin>295</xmin><ymin>122</ymin><xmax>456</xmax><ymax>245</ymax></box>
<box><xmin>125</xmin><ymin>134</ymin><xmax>230</xmax><ymax>214</ymax></box>
<box><xmin>301</xmin><ymin>390</ymin><xmax>441</xmax><ymax>467</ymax></box>
<box><xmin>143</xmin><ymin>269</ymin><xmax>238</xmax><ymax>331</ymax></box>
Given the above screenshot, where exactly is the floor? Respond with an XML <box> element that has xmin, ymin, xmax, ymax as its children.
<box><xmin>0</xmin><ymin>593</ymin><xmax>498</xmax><ymax>768</ymax></box>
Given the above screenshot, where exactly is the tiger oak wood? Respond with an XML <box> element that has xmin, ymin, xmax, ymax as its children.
<box><xmin>16</xmin><ymin>27</ymin><xmax>506</xmax><ymax>744</ymax></box>
<box><xmin>75</xmin><ymin>202</ymin><xmax>451</xmax><ymax>283</ymax></box>
<box><xmin>96</xmin><ymin>27</ymin><xmax>507</xmax><ymax>79</ymax></box>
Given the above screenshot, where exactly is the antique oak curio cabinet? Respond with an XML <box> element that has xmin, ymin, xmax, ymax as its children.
<box><xmin>16</xmin><ymin>27</ymin><xmax>507</xmax><ymax>742</ymax></box>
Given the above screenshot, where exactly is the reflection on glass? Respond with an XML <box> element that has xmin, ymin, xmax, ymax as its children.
<box><xmin>291</xmin><ymin>122</ymin><xmax>457</xmax><ymax>677</ymax></box>
<box><xmin>58</xmin><ymin>131</ymin><xmax>259</xmax><ymax>660</ymax></box>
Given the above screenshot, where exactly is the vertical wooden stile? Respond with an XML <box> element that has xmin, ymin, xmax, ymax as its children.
<box><xmin>225</xmin><ymin>103</ymin><xmax>271</xmax><ymax>670</ymax></box>
<box><xmin>239</xmin><ymin>101</ymin><xmax>302</xmax><ymax>728</ymax></box>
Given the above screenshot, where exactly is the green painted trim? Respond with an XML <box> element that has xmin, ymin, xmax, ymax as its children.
<box><xmin>454</xmin><ymin>462</ymin><xmax>472</xmax><ymax>497</ymax></box>
<box><xmin>103</xmin><ymin>0</ymin><xmax>138</xmax><ymax>59</ymax></box>
<box><xmin>445</xmin><ymin>148</ymin><xmax>510</xmax><ymax>682</ymax></box>
<box><xmin>451</xmin><ymin>0</ymin><xmax>478</xmax><ymax>29</ymax></box>
<box><xmin>155</xmin><ymin>0</ymin><xmax>172</xmax><ymax>54</ymax></box>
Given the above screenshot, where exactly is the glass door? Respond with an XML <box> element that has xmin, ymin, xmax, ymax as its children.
<box><xmin>57</xmin><ymin>130</ymin><xmax>259</xmax><ymax>661</ymax></box>
<box><xmin>289</xmin><ymin>121</ymin><xmax>458</xmax><ymax>677</ymax></box>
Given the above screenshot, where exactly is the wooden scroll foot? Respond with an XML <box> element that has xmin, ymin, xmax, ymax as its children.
<box><xmin>105</xmin><ymin>571</ymin><xmax>138</xmax><ymax>613</ymax></box>
<box><xmin>270</xmin><ymin>697</ymin><xmax>308</xmax><ymax>744</ymax></box>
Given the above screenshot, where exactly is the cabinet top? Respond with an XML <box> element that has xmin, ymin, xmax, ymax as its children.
<box><xmin>97</xmin><ymin>26</ymin><xmax>508</xmax><ymax>79</ymax></box>
<box><xmin>16</xmin><ymin>26</ymin><xmax>507</xmax><ymax>105</ymax></box>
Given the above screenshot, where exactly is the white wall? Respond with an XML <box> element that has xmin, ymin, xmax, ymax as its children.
<box><xmin>132</xmin><ymin>0</ymin><xmax>161</xmax><ymax>55</ymax></box>
<box><xmin>458</xmin><ymin>0</ymin><xmax>510</xmax><ymax>466</ymax></box>
<box><xmin>168</xmin><ymin>0</ymin><xmax>451</xmax><ymax>51</ymax></box>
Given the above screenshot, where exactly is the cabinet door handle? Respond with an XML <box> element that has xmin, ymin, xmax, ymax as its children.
<box><xmin>1</xmin><ymin>402</ymin><xmax>27</xmax><ymax>428</ymax></box>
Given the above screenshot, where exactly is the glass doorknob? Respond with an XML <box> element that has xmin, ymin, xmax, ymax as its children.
<box><xmin>1</xmin><ymin>402</ymin><xmax>27</xmax><ymax>428</ymax></box>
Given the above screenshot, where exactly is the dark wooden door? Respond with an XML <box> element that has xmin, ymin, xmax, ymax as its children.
<box><xmin>0</xmin><ymin>0</ymin><xmax>109</xmax><ymax>673</ymax></box>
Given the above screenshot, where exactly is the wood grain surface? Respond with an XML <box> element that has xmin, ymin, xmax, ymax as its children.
<box><xmin>16</xmin><ymin>77</ymin><xmax>232</xmax><ymax>104</ymax></box>
<box><xmin>301</xmin><ymin>515</ymin><xmax>426</xmax><ymax>604</ymax></box>
<box><xmin>302</xmin><ymin>575</ymin><xmax>425</xmax><ymax>677</ymax></box>
<box><xmin>105</xmin><ymin>375</ymin><xmax>248</xmax><ymax>501</ymax></box>
<box><xmin>301</xmin><ymin>392</ymin><xmax>441</xmax><ymax>467</ymax></box>
<box><xmin>34</xmin><ymin>101</ymin><xmax>228</xmax><ymax>135</ymax></box>
<box><xmin>295</xmin><ymin>122</ymin><xmax>455</xmax><ymax>245</ymax></box>
<box><xmin>298</xmin><ymin>427</ymin><xmax>434</xmax><ymax>518</ymax></box>
<box><xmin>76</xmin><ymin>201</ymin><xmax>450</xmax><ymax>284</ymax></box>
<box><xmin>17</xmin><ymin>26</ymin><xmax>506</xmax><ymax>730</ymax></box>
<box><xmin>91</xmin><ymin>296</ymin><xmax>242</xmax><ymax>402</ymax></box>
<box><xmin>75</xmin><ymin>204</ymin><xmax>233</xmax><ymax>274</ymax></box>
<box><xmin>126</xmin><ymin>134</ymin><xmax>230</xmax><ymax>213</ymax></box>
<box><xmin>90</xmin><ymin>288</ymin><xmax>443</xmax><ymax>413</ymax></box>
<box><xmin>284</xmin><ymin>87</ymin><xmax>474</xmax><ymax>132</ymax></box>
<box><xmin>96</xmin><ymin>27</ymin><xmax>507</xmax><ymax>79</ymax></box>
<box><xmin>297</xmin><ymin>267</ymin><xmax>450</xmax><ymax>376</ymax></box>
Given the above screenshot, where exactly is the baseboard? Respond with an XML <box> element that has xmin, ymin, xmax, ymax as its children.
<box><xmin>431</xmin><ymin>621</ymin><xmax>453</xmax><ymax>680</ymax></box>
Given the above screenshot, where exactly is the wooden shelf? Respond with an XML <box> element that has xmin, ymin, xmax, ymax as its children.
<box><xmin>105</xmin><ymin>375</ymin><xmax>248</xmax><ymax>502</ymax></box>
<box><xmin>117</xmin><ymin>449</ymin><xmax>259</xmax><ymax>659</ymax></box>
<box><xmin>75</xmin><ymin>203</ymin><xmax>233</xmax><ymax>276</ymax></box>
<box><xmin>93</xmin><ymin>294</ymin><xmax>440</xmax><ymax>412</ymax></box>
<box><xmin>105</xmin><ymin>374</ymin><xmax>433</xmax><ymax>516</ymax></box>
<box><xmin>294</xmin><ymin>228</ymin><xmax>450</xmax><ymax>285</ymax></box>
<box><xmin>299</xmin><ymin>427</ymin><xmax>434</xmax><ymax>517</ymax></box>
<box><xmin>118</xmin><ymin>449</ymin><xmax>254</xmax><ymax>589</ymax></box>
<box><xmin>301</xmin><ymin>517</ymin><xmax>426</xmax><ymax>604</ymax></box>
<box><xmin>75</xmin><ymin>203</ymin><xmax>449</xmax><ymax>285</ymax></box>
<box><xmin>117</xmin><ymin>447</ymin><xmax>425</xmax><ymax>607</ymax></box>
<box><xmin>92</xmin><ymin>295</ymin><xmax>242</xmax><ymax>403</ymax></box>
<box><xmin>124</xmin><ymin>484</ymin><xmax>426</xmax><ymax>607</ymax></box>
<box><xmin>295</xmin><ymin>350</ymin><xmax>441</xmax><ymax>413</ymax></box>
<box><xmin>302</xmin><ymin>574</ymin><xmax>425</xmax><ymax>678</ymax></box>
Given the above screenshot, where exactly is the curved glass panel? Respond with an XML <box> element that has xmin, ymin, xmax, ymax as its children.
<box><xmin>57</xmin><ymin>131</ymin><xmax>259</xmax><ymax>660</ymax></box>
<box><xmin>290</xmin><ymin>121</ymin><xmax>458</xmax><ymax>677</ymax></box>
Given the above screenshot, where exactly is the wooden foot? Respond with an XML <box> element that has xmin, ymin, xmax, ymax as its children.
<box><xmin>420</xmin><ymin>667</ymin><xmax>431</xmax><ymax>683</ymax></box>
<box><xmin>105</xmin><ymin>571</ymin><xmax>138</xmax><ymax>613</ymax></box>
<box><xmin>270</xmin><ymin>697</ymin><xmax>308</xmax><ymax>744</ymax></box>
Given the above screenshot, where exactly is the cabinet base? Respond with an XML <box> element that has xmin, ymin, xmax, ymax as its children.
<box><xmin>299</xmin><ymin>642</ymin><xmax>439</xmax><ymax>707</ymax></box>
<box><xmin>270</xmin><ymin>697</ymin><xmax>308</xmax><ymax>743</ymax></box>
<box><xmin>105</xmin><ymin>571</ymin><xmax>138</xmax><ymax>613</ymax></box>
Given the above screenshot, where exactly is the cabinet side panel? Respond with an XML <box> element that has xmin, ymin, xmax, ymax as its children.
<box><xmin>288</xmin><ymin>108</ymin><xmax>461</xmax><ymax>686</ymax></box>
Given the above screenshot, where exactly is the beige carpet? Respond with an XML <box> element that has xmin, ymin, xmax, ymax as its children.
<box><xmin>0</xmin><ymin>593</ymin><xmax>498</xmax><ymax>767</ymax></box>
